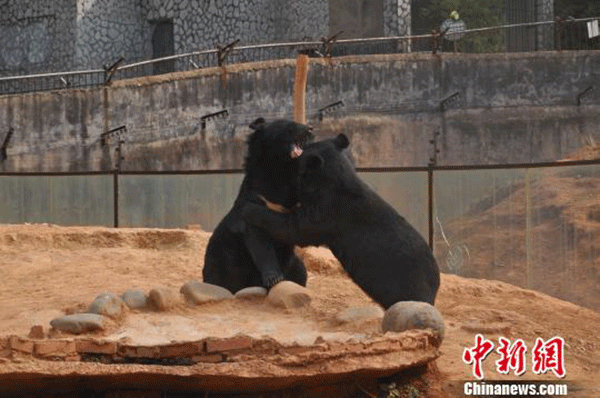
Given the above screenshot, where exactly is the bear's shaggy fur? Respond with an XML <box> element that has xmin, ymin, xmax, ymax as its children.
<box><xmin>202</xmin><ymin>118</ymin><xmax>313</xmax><ymax>293</ymax></box>
<box><xmin>242</xmin><ymin>134</ymin><xmax>440</xmax><ymax>308</ymax></box>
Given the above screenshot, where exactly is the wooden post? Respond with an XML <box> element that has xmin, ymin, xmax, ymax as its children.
<box><xmin>293</xmin><ymin>54</ymin><xmax>309</xmax><ymax>124</ymax></box>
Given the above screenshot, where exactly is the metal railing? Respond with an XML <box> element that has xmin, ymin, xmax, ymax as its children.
<box><xmin>0</xmin><ymin>17</ymin><xmax>599</xmax><ymax>96</ymax></box>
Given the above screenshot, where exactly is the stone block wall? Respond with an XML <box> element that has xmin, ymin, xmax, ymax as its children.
<box><xmin>384</xmin><ymin>0</ymin><xmax>411</xmax><ymax>37</ymax></box>
<box><xmin>0</xmin><ymin>0</ymin><xmax>77</xmax><ymax>74</ymax></box>
<box><xmin>75</xmin><ymin>0</ymin><xmax>148</xmax><ymax>69</ymax></box>
<box><xmin>536</xmin><ymin>0</ymin><xmax>555</xmax><ymax>50</ymax></box>
<box><xmin>142</xmin><ymin>0</ymin><xmax>328</xmax><ymax>56</ymax></box>
<box><xmin>0</xmin><ymin>0</ymin><xmax>330</xmax><ymax>75</ymax></box>
<box><xmin>0</xmin><ymin>0</ymin><xmax>558</xmax><ymax>77</ymax></box>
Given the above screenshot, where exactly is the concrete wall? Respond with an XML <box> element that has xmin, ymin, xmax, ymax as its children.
<box><xmin>1</xmin><ymin>51</ymin><xmax>600</xmax><ymax>172</ymax></box>
<box><xmin>329</xmin><ymin>0</ymin><xmax>384</xmax><ymax>38</ymax></box>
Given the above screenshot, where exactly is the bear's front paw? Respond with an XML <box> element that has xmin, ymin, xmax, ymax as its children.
<box><xmin>264</xmin><ymin>274</ymin><xmax>285</xmax><ymax>289</ymax></box>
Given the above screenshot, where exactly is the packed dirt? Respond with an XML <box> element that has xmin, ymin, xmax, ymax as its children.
<box><xmin>0</xmin><ymin>224</ymin><xmax>599</xmax><ymax>397</ymax></box>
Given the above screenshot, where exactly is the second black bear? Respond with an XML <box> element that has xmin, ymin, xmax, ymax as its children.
<box><xmin>202</xmin><ymin>118</ymin><xmax>313</xmax><ymax>293</ymax></box>
<box><xmin>242</xmin><ymin>134</ymin><xmax>440</xmax><ymax>309</ymax></box>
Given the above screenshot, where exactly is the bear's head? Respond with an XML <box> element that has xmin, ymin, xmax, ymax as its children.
<box><xmin>245</xmin><ymin>118</ymin><xmax>314</xmax><ymax>172</ymax></box>
<box><xmin>297</xmin><ymin>133</ymin><xmax>355</xmax><ymax>194</ymax></box>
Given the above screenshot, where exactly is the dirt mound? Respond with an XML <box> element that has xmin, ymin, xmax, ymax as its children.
<box><xmin>0</xmin><ymin>224</ymin><xmax>196</xmax><ymax>250</ymax></box>
<box><xmin>561</xmin><ymin>141</ymin><xmax>600</xmax><ymax>161</ymax></box>
<box><xmin>435</xmin><ymin>167</ymin><xmax>600</xmax><ymax>313</ymax></box>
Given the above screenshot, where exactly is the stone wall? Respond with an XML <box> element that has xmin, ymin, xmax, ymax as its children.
<box><xmin>536</xmin><ymin>0</ymin><xmax>555</xmax><ymax>50</ymax></box>
<box><xmin>1</xmin><ymin>52</ymin><xmax>600</xmax><ymax>173</ymax></box>
<box><xmin>0</xmin><ymin>0</ymin><xmax>78</xmax><ymax>74</ymax></box>
<box><xmin>0</xmin><ymin>0</ymin><xmax>559</xmax><ymax>77</ymax></box>
<box><xmin>384</xmin><ymin>0</ymin><xmax>411</xmax><ymax>37</ymax></box>
<box><xmin>142</xmin><ymin>0</ymin><xmax>328</xmax><ymax>57</ymax></box>
<box><xmin>75</xmin><ymin>0</ymin><xmax>148</xmax><ymax>70</ymax></box>
<box><xmin>0</xmin><ymin>0</ymin><xmax>330</xmax><ymax>75</ymax></box>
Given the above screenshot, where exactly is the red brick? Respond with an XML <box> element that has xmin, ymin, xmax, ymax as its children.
<box><xmin>76</xmin><ymin>339</ymin><xmax>118</xmax><ymax>355</ymax></box>
<box><xmin>159</xmin><ymin>341</ymin><xmax>203</xmax><ymax>358</ymax></box>
<box><xmin>9</xmin><ymin>336</ymin><xmax>34</xmax><ymax>354</ymax></box>
<box><xmin>327</xmin><ymin>341</ymin><xmax>365</xmax><ymax>354</ymax></box>
<box><xmin>118</xmin><ymin>344</ymin><xmax>160</xmax><ymax>358</ymax></box>
<box><xmin>250</xmin><ymin>338</ymin><xmax>280</xmax><ymax>355</ymax></box>
<box><xmin>28</xmin><ymin>325</ymin><xmax>45</xmax><ymax>339</ymax></box>
<box><xmin>192</xmin><ymin>353</ymin><xmax>223</xmax><ymax>363</ymax></box>
<box><xmin>365</xmin><ymin>339</ymin><xmax>400</xmax><ymax>352</ymax></box>
<box><xmin>0</xmin><ymin>348</ymin><xmax>11</xmax><ymax>359</ymax></box>
<box><xmin>136</xmin><ymin>346</ymin><xmax>160</xmax><ymax>358</ymax></box>
<box><xmin>35</xmin><ymin>339</ymin><xmax>77</xmax><ymax>357</ymax></box>
<box><xmin>205</xmin><ymin>336</ymin><xmax>253</xmax><ymax>353</ymax></box>
<box><xmin>281</xmin><ymin>344</ymin><xmax>327</xmax><ymax>356</ymax></box>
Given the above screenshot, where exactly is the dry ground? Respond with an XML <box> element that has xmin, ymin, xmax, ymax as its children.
<box><xmin>0</xmin><ymin>224</ymin><xmax>599</xmax><ymax>396</ymax></box>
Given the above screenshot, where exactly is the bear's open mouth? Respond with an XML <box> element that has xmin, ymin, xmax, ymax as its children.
<box><xmin>290</xmin><ymin>144</ymin><xmax>303</xmax><ymax>158</ymax></box>
<box><xmin>290</xmin><ymin>129</ymin><xmax>313</xmax><ymax>159</ymax></box>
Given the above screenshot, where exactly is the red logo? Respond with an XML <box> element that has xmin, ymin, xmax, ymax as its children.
<box><xmin>463</xmin><ymin>335</ymin><xmax>566</xmax><ymax>379</ymax></box>
<box><xmin>463</xmin><ymin>334</ymin><xmax>495</xmax><ymax>379</ymax></box>
<box><xmin>532</xmin><ymin>337</ymin><xmax>566</xmax><ymax>378</ymax></box>
<box><xmin>496</xmin><ymin>337</ymin><xmax>527</xmax><ymax>376</ymax></box>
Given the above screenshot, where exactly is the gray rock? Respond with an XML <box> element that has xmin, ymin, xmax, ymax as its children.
<box><xmin>148</xmin><ymin>287</ymin><xmax>181</xmax><ymax>311</ymax></box>
<box><xmin>50</xmin><ymin>313</ymin><xmax>107</xmax><ymax>334</ymax></box>
<box><xmin>234</xmin><ymin>286</ymin><xmax>267</xmax><ymax>300</ymax></box>
<box><xmin>382</xmin><ymin>301</ymin><xmax>445</xmax><ymax>343</ymax></box>
<box><xmin>88</xmin><ymin>292</ymin><xmax>126</xmax><ymax>318</ymax></box>
<box><xmin>181</xmin><ymin>280</ymin><xmax>233</xmax><ymax>304</ymax></box>
<box><xmin>121</xmin><ymin>289</ymin><xmax>149</xmax><ymax>309</ymax></box>
<box><xmin>267</xmin><ymin>281</ymin><xmax>311</xmax><ymax>309</ymax></box>
<box><xmin>336</xmin><ymin>305</ymin><xmax>384</xmax><ymax>324</ymax></box>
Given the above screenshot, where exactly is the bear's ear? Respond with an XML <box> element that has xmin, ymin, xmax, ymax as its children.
<box><xmin>249</xmin><ymin>117</ymin><xmax>266</xmax><ymax>130</ymax></box>
<box><xmin>304</xmin><ymin>154</ymin><xmax>324</xmax><ymax>171</ymax></box>
<box><xmin>334</xmin><ymin>133</ymin><xmax>349</xmax><ymax>150</ymax></box>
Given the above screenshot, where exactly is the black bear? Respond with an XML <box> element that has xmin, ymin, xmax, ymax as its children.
<box><xmin>242</xmin><ymin>134</ymin><xmax>440</xmax><ymax>309</ymax></box>
<box><xmin>202</xmin><ymin>118</ymin><xmax>313</xmax><ymax>293</ymax></box>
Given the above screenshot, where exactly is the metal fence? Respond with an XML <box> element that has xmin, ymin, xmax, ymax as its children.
<box><xmin>1</xmin><ymin>17</ymin><xmax>599</xmax><ymax>96</ymax></box>
<box><xmin>2</xmin><ymin>157</ymin><xmax>600</xmax><ymax>312</ymax></box>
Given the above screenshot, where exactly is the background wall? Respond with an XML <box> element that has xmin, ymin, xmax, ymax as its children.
<box><xmin>0</xmin><ymin>0</ymin><xmax>330</xmax><ymax>75</ymax></box>
<box><xmin>1</xmin><ymin>51</ymin><xmax>600</xmax><ymax>173</ymax></box>
<box><xmin>0</xmin><ymin>0</ymin><xmax>78</xmax><ymax>74</ymax></box>
<box><xmin>0</xmin><ymin>0</ymin><xmax>559</xmax><ymax>76</ymax></box>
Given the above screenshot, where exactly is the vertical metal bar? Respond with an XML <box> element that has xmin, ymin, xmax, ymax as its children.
<box><xmin>113</xmin><ymin>169</ymin><xmax>119</xmax><ymax>228</ymax></box>
<box><xmin>428</xmin><ymin>167</ymin><xmax>434</xmax><ymax>251</ymax></box>
<box><xmin>525</xmin><ymin>168</ymin><xmax>531</xmax><ymax>289</ymax></box>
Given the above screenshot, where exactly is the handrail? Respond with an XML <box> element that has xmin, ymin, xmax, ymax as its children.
<box><xmin>0</xmin><ymin>16</ymin><xmax>598</xmax><ymax>88</ymax></box>
<box><xmin>0</xmin><ymin>68</ymin><xmax>104</xmax><ymax>82</ymax></box>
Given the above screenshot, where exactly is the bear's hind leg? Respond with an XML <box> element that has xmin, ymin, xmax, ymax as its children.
<box><xmin>244</xmin><ymin>225</ymin><xmax>287</xmax><ymax>289</ymax></box>
<box><xmin>283</xmin><ymin>254</ymin><xmax>307</xmax><ymax>287</ymax></box>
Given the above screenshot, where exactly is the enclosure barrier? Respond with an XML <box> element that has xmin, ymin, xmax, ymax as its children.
<box><xmin>0</xmin><ymin>17</ymin><xmax>598</xmax><ymax>95</ymax></box>
<box><xmin>2</xmin><ymin>157</ymin><xmax>600</xmax><ymax>311</ymax></box>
